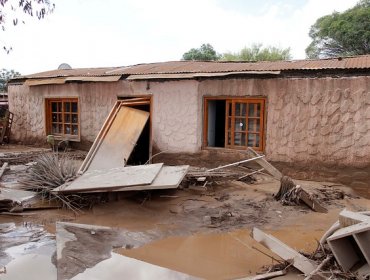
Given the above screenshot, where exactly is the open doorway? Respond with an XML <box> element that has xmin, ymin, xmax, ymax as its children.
<box><xmin>206</xmin><ymin>100</ymin><xmax>226</xmax><ymax>147</ymax></box>
<box><xmin>118</xmin><ymin>97</ymin><xmax>152</xmax><ymax>165</ymax></box>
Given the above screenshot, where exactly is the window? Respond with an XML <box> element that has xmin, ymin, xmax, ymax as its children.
<box><xmin>204</xmin><ymin>97</ymin><xmax>265</xmax><ymax>151</ymax></box>
<box><xmin>45</xmin><ymin>98</ymin><xmax>79</xmax><ymax>139</ymax></box>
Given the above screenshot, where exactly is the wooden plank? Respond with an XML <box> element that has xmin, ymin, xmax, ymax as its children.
<box><xmin>78</xmin><ymin>101</ymin><xmax>121</xmax><ymax>173</ymax></box>
<box><xmin>87</xmin><ymin>106</ymin><xmax>149</xmax><ymax>171</ymax></box>
<box><xmin>246</xmin><ymin>147</ymin><xmax>282</xmax><ymax>180</ymax></box>
<box><xmin>252</xmin><ymin>227</ymin><xmax>317</xmax><ymax>276</ymax></box>
<box><xmin>111</xmin><ymin>165</ymin><xmax>189</xmax><ymax>192</ymax></box>
<box><xmin>0</xmin><ymin>162</ymin><xmax>8</xmax><ymax>179</ymax></box>
<box><xmin>52</xmin><ymin>163</ymin><xmax>163</xmax><ymax>193</ymax></box>
<box><xmin>239</xmin><ymin>270</ymin><xmax>286</xmax><ymax>280</ymax></box>
<box><xmin>339</xmin><ymin>209</ymin><xmax>370</xmax><ymax>227</ymax></box>
<box><xmin>207</xmin><ymin>155</ymin><xmax>265</xmax><ymax>172</ymax></box>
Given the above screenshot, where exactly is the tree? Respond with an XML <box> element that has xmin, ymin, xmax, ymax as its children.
<box><xmin>306</xmin><ymin>0</ymin><xmax>370</xmax><ymax>58</ymax></box>
<box><xmin>0</xmin><ymin>68</ymin><xmax>20</xmax><ymax>92</ymax></box>
<box><xmin>182</xmin><ymin>43</ymin><xmax>220</xmax><ymax>61</ymax></box>
<box><xmin>0</xmin><ymin>0</ymin><xmax>55</xmax><ymax>52</ymax></box>
<box><xmin>221</xmin><ymin>44</ymin><xmax>292</xmax><ymax>61</ymax></box>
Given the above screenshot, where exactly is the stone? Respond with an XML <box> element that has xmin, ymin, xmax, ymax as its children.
<box><xmin>330</xmin><ymin>113</ymin><xmax>341</xmax><ymax>125</ymax></box>
<box><xmin>326</xmin><ymin>102</ymin><xmax>340</xmax><ymax>116</ymax></box>
<box><xmin>331</xmin><ymin>89</ymin><xmax>342</xmax><ymax>103</ymax></box>
<box><xmin>311</xmin><ymin>91</ymin><xmax>322</xmax><ymax>105</ymax></box>
<box><xmin>320</xmin><ymin>124</ymin><xmax>332</xmax><ymax>135</ymax></box>
<box><xmin>342</xmin><ymin>126</ymin><xmax>354</xmax><ymax>137</ymax></box>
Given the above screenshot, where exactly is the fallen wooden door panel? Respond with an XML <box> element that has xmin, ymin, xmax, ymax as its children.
<box><xmin>83</xmin><ymin>105</ymin><xmax>149</xmax><ymax>172</ymax></box>
<box><xmin>111</xmin><ymin>165</ymin><xmax>189</xmax><ymax>192</ymax></box>
<box><xmin>53</xmin><ymin>163</ymin><xmax>163</xmax><ymax>193</ymax></box>
<box><xmin>251</xmin><ymin>227</ymin><xmax>317</xmax><ymax>276</ymax></box>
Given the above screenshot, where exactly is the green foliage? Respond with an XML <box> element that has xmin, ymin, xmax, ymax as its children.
<box><xmin>306</xmin><ymin>0</ymin><xmax>370</xmax><ymax>58</ymax></box>
<box><xmin>0</xmin><ymin>69</ymin><xmax>20</xmax><ymax>92</ymax></box>
<box><xmin>221</xmin><ymin>44</ymin><xmax>291</xmax><ymax>61</ymax></box>
<box><xmin>182</xmin><ymin>43</ymin><xmax>220</xmax><ymax>61</ymax></box>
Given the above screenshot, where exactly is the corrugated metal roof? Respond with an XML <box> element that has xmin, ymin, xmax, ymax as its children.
<box><xmin>16</xmin><ymin>55</ymin><xmax>370</xmax><ymax>80</ymax></box>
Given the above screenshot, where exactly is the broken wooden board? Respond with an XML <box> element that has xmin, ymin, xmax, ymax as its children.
<box><xmin>251</xmin><ymin>227</ymin><xmax>317</xmax><ymax>276</ymax></box>
<box><xmin>327</xmin><ymin>221</ymin><xmax>370</xmax><ymax>272</ymax></box>
<box><xmin>246</xmin><ymin>147</ymin><xmax>282</xmax><ymax>180</ymax></box>
<box><xmin>80</xmin><ymin>105</ymin><xmax>149</xmax><ymax>172</ymax></box>
<box><xmin>338</xmin><ymin>209</ymin><xmax>370</xmax><ymax>227</ymax></box>
<box><xmin>110</xmin><ymin>165</ymin><xmax>189</xmax><ymax>192</ymax></box>
<box><xmin>52</xmin><ymin>163</ymin><xmax>163</xmax><ymax>193</ymax></box>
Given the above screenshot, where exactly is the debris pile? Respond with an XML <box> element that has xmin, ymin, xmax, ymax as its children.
<box><xmin>251</xmin><ymin>209</ymin><xmax>370</xmax><ymax>280</ymax></box>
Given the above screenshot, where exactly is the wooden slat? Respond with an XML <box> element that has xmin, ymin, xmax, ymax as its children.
<box><xmin>246</xmin><ymin>147</ymin><xmax>283</xmax><ymax>180</ymax></box>
<box><xmin>252</xmin><ymin>228</ymin><xmax>317</xmax><ymax>276</ymax></box>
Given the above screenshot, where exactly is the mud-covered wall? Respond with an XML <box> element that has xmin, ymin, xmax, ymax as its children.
<box><xmin>198</xmin><ymin>76</ymin><xmax>370</xmax><ymax>165</ymax></box>
<box><xmin>120</xmin><ymin>80</ymin><xmax>200</xmax><ymax>153</ymax></box>
<box><xmin>8</xmin><ymin>82</ymin><xmax>120</xmax><ymax>145</ymax></box>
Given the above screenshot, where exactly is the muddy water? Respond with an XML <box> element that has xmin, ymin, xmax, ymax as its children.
<box><xmin>117</xmin><ymin>228</ymin><xmax>320</xmax><ymax>280</ymax></box>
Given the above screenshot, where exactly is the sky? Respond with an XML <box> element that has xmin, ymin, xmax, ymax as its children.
<box><xmin>0</xmin><ymin>0</ymin><xmax>360</xmax><ymax>75</ymax></box>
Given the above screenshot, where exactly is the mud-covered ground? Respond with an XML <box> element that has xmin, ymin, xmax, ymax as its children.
<box><xmin>0</xmin><ymin>145</ymin><xmax>370</xmax><ymax>279</ymax></box>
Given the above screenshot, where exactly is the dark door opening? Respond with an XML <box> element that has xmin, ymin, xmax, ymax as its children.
<box><xmin>118</xmin><ymin>97</ymin><xmax>151</xmax><ymax>165</ymax></box>
<box><xmin>207</xmin><ymin>100</ymin><xmax>226</xmax><ymax>147</ymax></box>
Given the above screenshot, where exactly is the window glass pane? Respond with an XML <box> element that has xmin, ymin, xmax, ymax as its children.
<box><xmin>57</xmin><ymin>102</ymin><xmax>62</xmax><ymax>112</ymax></box>
<box><xmin>64</xmin><ymin>125</ymin><xmax>71</xmax><ymax>135</ymax></box>
<box><xmin>234</xmin><ymin>118</ymin><xmax>245</xmax><ymax>131</ymax></box>
<box><xmin>228</xmin><ymin>103</ymin><xmax>232</xmax><ymax>117</ymax></box>
<box><xmin>257</xmin><ymin>103</ymin><xmax>261</xmax><ymax>117</ymax></box>
<box><xmin>58</xmin><ymin>124</ymin><xmax>62</xmax><ymax>133</ymax></box>
<box><xmin>235</xmin><ymin>103</ymin><xmax>240</xmax><ymax>116</ymax></box>
<box><xmin>58</xmin><ymin>114</ymin><xmax>62</xmax><ymax>122</ymax></box>
<box><xmin>241</xmin><ymin>103</ymin><xmax>247</xmax><ymax>116</ymax></box>
<box><xmin>52</xmin><ymin>113</ymin><xmax>57</xmax><ymax>122</ymax></box>
<box><xmin>72</xmin><ymin>102</ymin><xmax>78</xmax><ymax>113</ymax></box>
<box><xmin>234</xmin><ymin>132</ymin><xmax>246</xmax><ymax>146</ymax></box>
<box><xmin>65</xmin><ymin>114</ymin><xmax>71</xmax><ymax>123</ymax></box>
<box><xmin>248</xmin><ymin>104</ymin><xmax>255</xmax><ymax>117</ymax></box>
<box><xmin>72</xmin><ymin>114</ymin><xmax>78</xmax><ymax>123</ymax></box>
<box><xmin>64</xmin><ymin>102</ymin><xmax>71</xmax><ymax>112</ymax></box>
<box><xmin>52</xmin><ymin>124</ymin><xmax>57</xmax><ymax>133</ymax></box>
<box><xmin>51</xmin><ymin>102</ymin><xmax>57</xmax><ymax>112</ymax></box>
<box><xmin>248</xmin><ymin>133</ymin><xmax>255</xmax><ymax>146</ymax></box>
<box><xmin>72</xmin><ymin>125</ymin><xmax>78</xmax><ymax>135</ymax></box>
<box><xmin>248</xmin><ymin>119</ymin><xmax>260</xmax><ymax>132</ymax></box>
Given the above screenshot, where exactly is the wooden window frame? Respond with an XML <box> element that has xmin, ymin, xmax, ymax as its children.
<box><xmin>45</xmin><ymin>98</ymin><xmax>80</xmax><ymax>141</ymax></box>
<box><xmin>203</xmin><ymin>97</ymin><xmax>266</xmax><ymax>151</ymax></box>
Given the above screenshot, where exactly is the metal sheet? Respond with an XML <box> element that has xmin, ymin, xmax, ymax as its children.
<box><xmin>65</xmin><ymin>76</ymin><xmax>120</xmax><ymax>82</ymax></box>
<box><xmin>52</xmin><ymin>163</ymin><xmax>163</xmax><ymax>193</ymax></box>
<box><xmin>126</xmin><ymin>71</ymin><xmax>280</xmax><ymax>80</ymax></box>
<box><xmin>16</xmin><ymin>55</ymin><xmax>370</xmax><ymax>82</ymax></box>
<box><xmin>25</xmin><ymin>78</ymin><xmax>66</xmax><ymax>86</ymax></box>
<box><xmin>87</xmin><ymin>106</ymin><xmax>149</xmax><ymax>171</ymax></box>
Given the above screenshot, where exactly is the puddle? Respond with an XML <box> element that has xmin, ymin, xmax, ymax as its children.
<box><xmin>117</xmin><ymin>229</ymin><xmax>278</xmax><ymax>280</ymax></box>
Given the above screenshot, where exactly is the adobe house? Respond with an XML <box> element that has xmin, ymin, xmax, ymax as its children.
<box><xmin>7</xmin><ymin>56</ymin><xmax>370</xmax><ymax>194</ymax></box>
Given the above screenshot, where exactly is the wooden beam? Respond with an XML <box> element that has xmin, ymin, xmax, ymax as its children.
<box><xmin>207</xmin><ymin>155</ymin><xmax>265</xmax><ymax>172</ymax></box>
<box><xmin>246</xmin><ymin>147</ymin><xmax>282</xmax><ymax>180</ymax></box>
<box><xmin>251</xmin><ymin>227</ymin><xmax>318</xmax><ymax>276</ymax></box>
